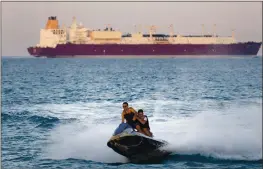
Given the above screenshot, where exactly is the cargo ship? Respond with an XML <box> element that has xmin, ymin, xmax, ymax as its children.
<box><xmin>27</xmin><ymin>16</ymin><xmax>262</xmax><ymax>58</ymax></box>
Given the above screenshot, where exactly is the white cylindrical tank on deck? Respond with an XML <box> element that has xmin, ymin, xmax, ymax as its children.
<box><xmin>90</xmin><ymin>31</ymin><xmax>122</xmax><ymax>40</ymax></box>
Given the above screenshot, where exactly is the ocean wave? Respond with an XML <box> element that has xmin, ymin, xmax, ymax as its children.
<box><xmin>27</xmin><ymin>115</ymin><xmax>60</xmax><ymax>123</ymax></box>
<box><xmin>2</xmin><ymin>113</ymin><xmax>13</xmax><ymax>121</ymax></box>
<box><xmin>1</xmin><ymin>112</ymin><xmax>28</xmax><ymax>122</ymax></box>
<box><xmin>28</xmin><ymin>115</ymin><xmax>77</xmax><ymax>128</ymax></box>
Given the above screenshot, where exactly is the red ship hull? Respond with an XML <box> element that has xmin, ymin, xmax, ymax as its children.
<box><xmin>28</xmin><ymin>42</ymin><xmax>262</xmax><ymax>58</ymax></box>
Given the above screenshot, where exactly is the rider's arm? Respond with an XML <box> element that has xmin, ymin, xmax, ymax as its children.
<box><xmin>137</xmin><ymin>117</ymin><xmax>147</xmax><ymax>124</ymax></box>
<box><xmin>130</xmin><ymin>107</ymin><xmax>138</xmax><ymax>121</ymax></box>
<box><xmin>130</xmin><ymin>107</ymin><xmax>137</xmax><ymax>114</ymax></box>
<box><xmin>121</xmin><ymin>111</ymin><xmax>125</xmax><ymax>123</ymax></box>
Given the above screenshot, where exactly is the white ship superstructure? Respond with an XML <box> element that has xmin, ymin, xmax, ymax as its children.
<box><xmin>36</xmin><ymin>16</ymin><xmax>237</xmax><ymax>48</ymax></box>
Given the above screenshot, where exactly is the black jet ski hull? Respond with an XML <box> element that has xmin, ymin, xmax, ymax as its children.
<box><xmin>107</xmin><ymin>135</ymin><xmax>170</xmax><ymax>163</ymax></box>
<box><xmin>107</xmin><ymin>125</ymin><xmax>171</xmax><ymax>163</ymax></box>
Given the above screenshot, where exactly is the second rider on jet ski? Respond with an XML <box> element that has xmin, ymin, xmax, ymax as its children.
<box><xmin>136</xmin><ymin>109</ymin><xmax>153</xmax><ymax>137</ymax></box>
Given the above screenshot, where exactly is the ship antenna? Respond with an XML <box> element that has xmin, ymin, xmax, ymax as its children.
<box><xmin>213</xmin><ymin>24</ymin><xmax>216</xmax><ymax>37</ymax></box>
<box><xmin>232</xmin><ymin>29</ymin><xmax>235</xmax><ymax>38</ymax></box>
<box><xmin>152</xmin><ymin>25</ymin><xmax>156</xmax><ymax>34</ymax></box>
<box><xmin>104</xmin><ymin>24</ymin><xmax>107</xmax><ymax>30</ymax></box>
<box><xmin>149</xmin><ymin>25</ymin><xmax>153</xmax><ymax>39</ymax></box>
<box><xmin>139</xmin><ymin>24</ymin><xmax>142</xmax><ymax>34</ymax></box>
<box><xmin>134</xmin><ymin>24</ymin><xmax>137</xmax><ymax>33</ymax></box>
<box><xmin>169</xmin><ymin>24</ymin><xmax>174</xmax><ymax>37</ymax></box>
<box><xmin>201</xmin><ymin>24</ymin><xmax>205</xmax><ymax>36</ymax></box>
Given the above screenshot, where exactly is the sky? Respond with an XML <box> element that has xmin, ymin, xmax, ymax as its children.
<box><xmin>1</xmin><ymin>1</ymin><xmax>262</xmax><ymax>56</ymax></box>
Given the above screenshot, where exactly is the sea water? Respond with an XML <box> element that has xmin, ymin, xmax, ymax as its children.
<box><xmin>1</xmin><ymin>56</ymin><xmax>262</xmax><ymax>169</ymax></box>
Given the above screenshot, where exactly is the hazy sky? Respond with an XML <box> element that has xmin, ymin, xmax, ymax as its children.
<box><xmin>1</xmin><ymin>2</ymin><xmax>262</xmax><ymax>56</ymax></box>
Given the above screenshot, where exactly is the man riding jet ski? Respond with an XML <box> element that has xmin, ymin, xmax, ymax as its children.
<box><xmin>107</xmin><ymin>102</ymin><xmax>171</xmax><ymax>163</ymax></box>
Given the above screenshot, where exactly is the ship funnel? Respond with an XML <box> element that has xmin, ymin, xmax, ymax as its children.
<box><xmin>45</xmin><ymin>16</ymin><xmax>59</xmax><ymax>29</ymax></box>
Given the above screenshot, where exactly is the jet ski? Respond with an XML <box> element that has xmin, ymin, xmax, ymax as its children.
<box><xmin>107</xmin><ymin>123</ymin><xmax>171</xmax><ymax>163</ymax></box>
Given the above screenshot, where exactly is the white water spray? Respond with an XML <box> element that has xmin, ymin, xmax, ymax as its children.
<box><xmin>38</xmin><ymin>99</ymin><xmax>261</xmax><ymax>163</ymax></box>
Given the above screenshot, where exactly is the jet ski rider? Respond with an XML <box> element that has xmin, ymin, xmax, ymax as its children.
<box><xmin>135</xmin><ymin>109</ymin><xmax>153</xmax><ymax>137</ymax></box>
<box><xmin>121</xmin><ymin>102</ymin><xmax>144</xmax><ymax>134</ymax></box>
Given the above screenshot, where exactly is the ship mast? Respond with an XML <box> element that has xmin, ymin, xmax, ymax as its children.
<box><xmin>213</xmin><ymin>24</ymin><xmax>217</xmax><ymax>37</ymax></box>
<box><xmin>139</xmin><ymin>24</ymin><xmax>142</xmax><ymax>34</ymax></box>
<box><xmin>232</xmin><ymin>29</ymin><xmax>235</xmax><ymax>38</ymax></box>
<box><xmin>201</xmin><ymin>24</ymin><xmax>205</xmax><ymax>36</ymax></box>
<box><xmin>152</xmin><ymin>25</ymin><xmax>157</xmax><ymax>34</ymax></box>
<box><xmin>169</xmin><ymin>24</ymin><xmax>174</xmax><ymax>37</ymax></box>
<box><xmin>169</xmin><ymin>24</ymin><xmax>174</xmax><ymax>42</ymax></box>
<box><xmin>108</xmin><ymin>24</ymin><xmax>111</xmax><ymax>31</ymax></box>
<box><xmin>147</xmin><ymin>25</ymin><xmax>153</xmax><ymax>40</ymax></box>
<box><xmin>152</xmin><ymin>25</ymin><xmax>157</xmax><ymax>41</ymax></box>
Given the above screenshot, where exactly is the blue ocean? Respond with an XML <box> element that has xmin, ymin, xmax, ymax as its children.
<box><xmin>2</xmin><ymin>56</ymin><xmax>262</xmax><ymax>169</ymax></box>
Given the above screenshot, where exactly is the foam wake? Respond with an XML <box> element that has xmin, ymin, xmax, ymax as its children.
<box><xmin>40</xmin><ymin>99</ymin><xmax>261</xmax><ymax>163</ymax></box>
